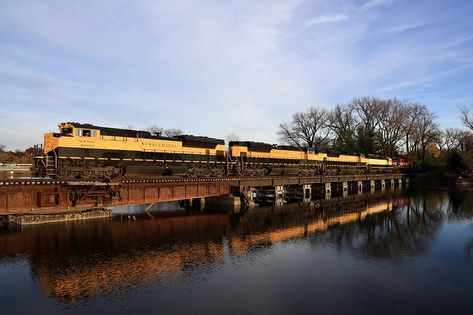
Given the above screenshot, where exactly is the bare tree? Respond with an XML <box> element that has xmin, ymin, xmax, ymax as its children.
<box><xmin>351</xmin><ymin>97</ymin><xmax>384</xmax><ymax>134</ymax></box>
<box><xmin>442</xmin><ymin>128</ymin><xmax>463</xmax><ymax>152</ymax></box>
<box><xmin>457</xmin><ymin>130</ymin><xmax>473</xmax><ymax>152</ymax></box>
<box><xmin>225</xmin><ymin>134</ymin><xmax>241</xmax><ymax>150</ymax></box>
<box><xmin>350</xmin><ymin>97</ymin><xmax>386</xmax><ymax>154</ymax></box>
<box><xmin>278</xmin><ymin>97</ymin><xmax>441</xmax><ymax>162</ymax></box>
<box><xmin>278</xmin><ymin>106</ymin><xmax>330</xmax><ymax>150</ymax></box>
<box><xmin>377</xmin><ymin>98</ymin><xmax>407</xmax><ymax>156</ymax></box>
<box><xmin>327</xmin><ymin>104</ymin><xmax>358</xmax><ymax>153</ymax></box>
<box><xmin>410</xmin><ymin>107</ymin><xmax>440</xmax><ymax>159</ymax></box>
<box><xmin>0</xmin><ymin>144</ymin><xmax>5</xmax><ymax>152</ymax></box>
<box><xmin>278</xmin><ymin>122</ymin><xmax>302</xmax><ymax>148</ymax></box>
<box><xmin>225</xmin><ymin>134</ymin><xmax>241</xmax><ymax>143</ymax></box>
<box><xmin>146</xmin><ymin>125</ymin><xmax>183</xmax><ymax>137</ymax></box>
<box><xmin>146</xmin><ymin>125</ymin><xmax>164</xmax><ymax>136</ymax></box>
<box><xmin>461</xmin><ymin>105</ymin><xmax>473</xmax><ymax>131</ymax></box>
<box><xmin>162</xmin><ymin>128</ymin><xmax>183</xmax><ymax>137</ymax></box>
<box><xmin>402</xmin><ymin>103</ymin><xmax>424</xmax><ymax>155</ymax></box>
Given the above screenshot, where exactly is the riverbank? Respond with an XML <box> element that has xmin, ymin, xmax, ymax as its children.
<box><xmin>410</xmin><ymin>170</ymin><xmax>457</xmax><ymax>189</ymax></box>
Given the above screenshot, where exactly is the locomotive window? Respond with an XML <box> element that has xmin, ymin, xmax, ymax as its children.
<box><xmin>82</xmin><ymin>129</ymin><xmax>91</xmax><ymax>137</ymax></box>
<box><xmin>61</xmin><ymin>127</ymin><xmax>73</xmax><ymax>135</ymax></box>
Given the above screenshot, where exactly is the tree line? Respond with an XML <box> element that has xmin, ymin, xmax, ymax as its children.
<box><xmin>3</xmin><ymin>99</ymin><xmax>473</xmax><ymax>170</ymax></box>
<box><xmin>278</xmin><ymin>97</ymin><xmax>473</xmax><ymax>168</ymax></box>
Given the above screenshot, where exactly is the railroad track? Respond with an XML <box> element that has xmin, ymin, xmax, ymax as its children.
<box><xmin>0</xmin><ymin>173</ymin><xmax>408</xmax><ymax>186</ymax></box>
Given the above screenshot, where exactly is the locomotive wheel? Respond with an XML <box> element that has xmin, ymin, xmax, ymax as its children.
<box><xmin>81</xmin><ymin>169</ymin><xmax>93</xmax><ymax>179</ymax></box>
<box><xmin>105</xmin><ymin>168</ymin><xmax>114</xmax><ymax>178</ymax></box>
<box><xmin>57</xmin><ymin>166</ymin><xmax>70</xmax><ymax>178</ymax></box>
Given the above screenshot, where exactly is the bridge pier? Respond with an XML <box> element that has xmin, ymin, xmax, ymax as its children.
<box><xmin>357</xmin><ymin>181</ymin><xmax>363</xmax><ymax>195</ymax></box>
<box><xmin>191</xmin><ymin>198</ymin><xmax>205</xmax><ymax>210</ymax></box>
<box><xmin>303</xmin><ymin>184</ymin><xmax>312</xmax><ymax>202</ymax></box>
<box><xmin>342</xmin><ymin>181</ymin><xmax>349</xmax><ymax>197</ymax></box>
<box><xmin>275</xmin><ymin>185</ymin><xmax>285</xmax><ymax>206</ymax></box>
<box><xmin>370</xmin><ymin>180</ymin><xmax>375</xmax><ymax>192</ymax></box>
<box><xmin>324</xmin><ymin>183</ymin><xmax>331</xmax><ymax>200</ymax></box>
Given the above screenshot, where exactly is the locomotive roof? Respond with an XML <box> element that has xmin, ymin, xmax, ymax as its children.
<box><xmin>229</xmin><ymin>141</ymin><xmax>303</xmax><ymax>151</ymax></box>
<box><xmin>275</xmin><ymin>145</ymin><xmax>303</xmax><ymax>151</ymax></box>
<box><xmin>229</xmin><ymin>141</ymin><xmax>273</xmax><ymax>148</ymax></box>
<box><xmin>176</xmin><ymin>135</ymin><xmax>224</xmax><ymax>145</ymax></box>
<box><xmin>66</xmin><ymin>122</ymin><xmax>224</xmax><ymax>144</ymax></box>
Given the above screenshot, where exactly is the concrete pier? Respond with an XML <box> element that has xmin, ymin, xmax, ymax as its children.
<box><xmin>325</xmin><ymin>183</ymin><xmax>331</xmax><ymax>200</ymax></box>
<box><xmin>342</xmin><ymin>182</ymin><xmax>349</xmax><ymax>197</ymax></box>
<box><xmin>303</xmin><ymin>184</ymin><xmax>311</xmax><ymax>203</ymax></box>
<box><xmin>275</xmin><ymin>185</ymin><xmax>285</xmax><ymax>206</ymax></box>
<box><xmin>357</xmin><ymin>181</ymin><xmax>363</xmax><ymax>195</ymax></box>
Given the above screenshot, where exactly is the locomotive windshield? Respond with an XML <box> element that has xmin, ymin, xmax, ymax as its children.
<box><xmin>61</xmin><ymin>127</ymin><xmax>73</xmax><ymax>135</ymax></box>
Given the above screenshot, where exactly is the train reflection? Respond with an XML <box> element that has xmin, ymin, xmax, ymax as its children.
<box><xmin>229</xmin><ymin>192</ymin><xmax>410</xmax><ymax>255</ymax></box>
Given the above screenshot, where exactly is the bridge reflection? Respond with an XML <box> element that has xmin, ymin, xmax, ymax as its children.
<box><xmin>0</xmin><ymin>189</ymin><xmax>466</xmax><ymax>304</ymax></box>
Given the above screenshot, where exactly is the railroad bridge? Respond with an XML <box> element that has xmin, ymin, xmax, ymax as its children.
<box><xmin>0</xmin><ymin>173</ymin><xmax>409</xmax><ymax>219</ymax></box>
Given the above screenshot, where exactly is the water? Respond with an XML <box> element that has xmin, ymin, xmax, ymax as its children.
<box><xmin>1</xmin><ymin>188</ymin><xmax>473</xmax><ymax>314</ymax></box>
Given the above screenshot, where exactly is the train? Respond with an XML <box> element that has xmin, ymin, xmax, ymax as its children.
<box><xmin>31</xmin><ymin>122</ymin><xmax>411</xmax><ymax>180</ymax></box>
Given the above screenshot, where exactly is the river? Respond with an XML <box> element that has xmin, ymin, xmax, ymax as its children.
<box><xmin>1</xmin><ymin>188</ymin><xmax>472</xmax><ymax>314</ymax></box>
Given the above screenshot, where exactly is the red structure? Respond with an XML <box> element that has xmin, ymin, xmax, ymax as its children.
<box><xmin>0</xmin><ymin>178</ymin><xmax>230</xmax><ymax>215</ymax></box>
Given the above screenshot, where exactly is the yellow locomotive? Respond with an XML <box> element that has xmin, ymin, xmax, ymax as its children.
<box><xmin>33</xmin><ymin>122</ymin><xmax>226</xmax><ymax>180</ymax></box>
<box><xmin>32</xmin><ymin>123</ymin><xmax>394</xmax><ymax>180</ymax></box>
<box><xmin>228</xmin><ymin>141</ymin><xmax>392</xmax><ymax>176</ymax></box>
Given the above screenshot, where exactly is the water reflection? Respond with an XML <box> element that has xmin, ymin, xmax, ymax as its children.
<box><xmin>1</xmin><ymin>189</ymin><xmax>473</xmax><ymax>309</ymax></box>
<box><xmin>0</xmin><ymin>211</ymin><xmax>230</xmax><ymax>304</ymax></box>
<box><xmin>310</xmin><ymin>192</ymin><xmax>444</xmax><ymax>261</ymax></box>
<box><xmin>230</xmin><ymin>192</ymin><xmax>409</xmax><ymax>257</ymax></box>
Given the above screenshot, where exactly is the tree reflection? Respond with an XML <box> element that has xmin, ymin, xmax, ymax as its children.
<box><xmin>442</xmin><ymin>189</ymin><xmax>473</xmax><ymax>260</ymax></box>
<box><xmin>308</xmin><ymin>191</ymin><xmax>444</xmax><ymax>261</ymax></box>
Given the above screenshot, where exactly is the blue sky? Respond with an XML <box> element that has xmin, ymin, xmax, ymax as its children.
<box><xmin>1</xmin><ymin>0</ymin><xmax>473</xmax><ymax>150</ymax></box>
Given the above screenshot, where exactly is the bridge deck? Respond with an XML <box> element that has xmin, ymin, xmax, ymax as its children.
<box><xmin>0</xmin><ymin>174</ymin><xmax>408</xmax><ymax>215</ymax></box>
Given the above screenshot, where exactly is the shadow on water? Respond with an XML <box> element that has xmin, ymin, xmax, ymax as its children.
<box><xmin>1</xmin><ymin>187</ymin><xmax>473</xmax><ymax>309</ymax></box>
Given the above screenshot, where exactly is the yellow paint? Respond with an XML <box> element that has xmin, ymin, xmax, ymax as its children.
<box><xmin>45</xmin><ymin>123</ymin><xmax>226</xmax><ymax>157</ymax></box>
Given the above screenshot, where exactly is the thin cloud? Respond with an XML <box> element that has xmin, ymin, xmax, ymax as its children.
<box><xmin>362</xmin><ymin>0</ymin><xmax>396</xmax><ymax>10</ymax></box>
<box><xmin>305</xmin><ymin>14</ymin><xmax>349</xmax><ymax>26</ymax></box>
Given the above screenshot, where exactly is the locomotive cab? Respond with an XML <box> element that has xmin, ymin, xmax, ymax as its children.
<box><xmin>60</xmin><ymin>126</ymin><xmax>73</xmax><ymax>136</ymax></box>
<box><xmin>59</xmin><ymin>123</ymin><xmax>99</xmax><ymax>138</ymax></box>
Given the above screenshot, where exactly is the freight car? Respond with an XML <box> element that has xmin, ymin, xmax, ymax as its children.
<box><xmin>32</xmin><ymin>123</ymin><xmax>402</xmax><ymax>180</ymax></box>
<box><xmin>392</xmin><ymin>157</ymin><xmax>413</xmax><ymax>169</ymax></box>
